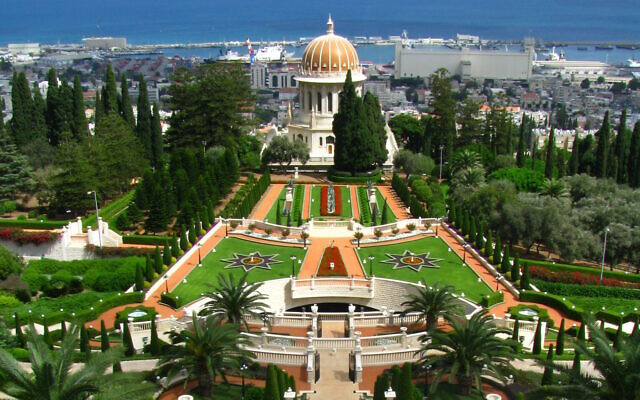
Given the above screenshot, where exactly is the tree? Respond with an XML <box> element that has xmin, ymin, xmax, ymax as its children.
<box><xmin>14</xmin><ymin>313</ymin><xmax>24</xmax><ymax>348</ymax></box>
<box><xmin>430</xmin><ymin>68</ymin><xmax>457</xmax><ymax>163</ymax></box>
<box><xmin>119</xmin><ymin>73</ymin><xmax>135</xmax><ymax>126</ymax></box>
<box><xmin>171</xmin><ymin>233</ymin><xmax>180</xmax><ymax>257</ymax></box>
<box><xmin>580</xmin><ymin>78</ymin><xmax>591</xmax><ymax>89</ymax></box>
<box><xmin>158</xmin><ymin>314</ymin><xmax>252</xmax><ymax>397</ymax></box>
<box><xmin>545</xmin><ymin>127</ymin><xmax>555</xmax><ymax>179</ymax></box>
<box><xmin>135</xmin><ymin>262</ymin><xmax>144</xmax><ymax>291</ymax></box>
<box><xmin>9</xmin><ymin>71</ymin><xmax>34</xmax><ymax>148</ymax></box>
<box><xmin>541</xmin><ymin>344</ymin><xmax>554</xmax><ymax>385</ymax></box>
<box><xmin>31</xmin><ymin>87</ymin><xmax>48</xmax><ymax>143</ymax></box>
<box><xmin>401</xmin><ymin>281</ymin><xmax>460</xmax><ymax>331</ymax></box>
<box><xmin>397</xmin><ymin>363</ymin><xmax>415</xmax><ymax>400</ymax></box>
<box><xmin>80</xmin><ymin>324</ymin><xmax>89</xmax><ymax>353</ymax></box>
<box><xmin>150</xmin><ymin>103</ymin><xmax>164</xmax><ymax>168</ymax></box>
<box><xmin>493</xmin><ymin>236</ymin><xmax>502</xmax><ymax>265</ymax></box>
<box><xmin>373</xmin><ymin>373</ymin><xmax>389</xmax><ymax>400</ymax></box>
<box><xmin>363</xmin><ymin>91</ymin><xmax>388</xmax><ymax>167</ymax></box>
<box><xmin>484</xmin><ymin>229</ymin><xmax>493</xmax><ymax>256</ymax></box>
<box><xmin>136</xmin><ymin>75</ymin><xmax>152</xmax><ymax>159</ymax></box>
<box><xmin>532</xmin><ymin>318</ymin><xmax>542</xmax><ymax>355</ymax></box>
<box><xmin>419</xmin><ymin>311</ymin><xmax>516</xmax><ymax>396</ymax></box>
<box><xmin>45</xmin><ymin>68</ymin><xmax>68</xmax><ymax>146</ymax></box>
<box><xmin>393</xmin><ymin>149</ymin><xmax>435</xmax><ymax>178</ymax></box>
<box><xmin>122</xmin><ymin>321</ymin><xmax>134</xmax><ymax>357</ymax></box>
<box><xmin>148</xmin><ymin>319</ymin><xmax>161</xmax><ymax>355</ymax></box>
<box><xmin>0</xmin><ymin>324</ymin><xmax>124</xmax><ymax>400</ymax></box>
<box><xmin>500</xmin><ymin>246</ymin><xmax>510</xmax><ymax>273</ymax></box>
<box><xmin>0</xmin><ymin>132</ymin><xmax>34</xmax><ymax>201</ymax></box>
<box><xmin>163</xmin><ymin>242</ymin><xmax>171</xmax><ymax>265</ymax></box>
<box><xmin>521</xmin><ymin>262</ymin><xmax>530</xmax><ymax>289</ymax></box>
<box><xmin>167</xmin><ymin>63</ymin><xmax>253</xmax><ymax>148</ymax></box>
<box><xmin>104</xmin><ymin>64</ymin><xmax>119</xmax><ymax>115</ymax></box>
<box><xmin>199</xmin><ymin>273</ymin><xmax>267</xmax><ymax>330</ymax></box>
<box><xmin>614</xmin><ymin>109</ymin><xmax>630</xmax><ymax>184</ymax></box>
<box><xmin>100</xmin><ymin>320</ymin><xmax>109</xmax><ymax>352</ymax></box>
<box><xmin>145</xmin><ymin>254</ymin><xmax>153</xmax><ymax>282</ymax></box>
<box><xmin>556</xmin><ymin>319</ymin><xmax>565</xmax><ymax>355</ymax></box>
<box><xmin>179</xmin><ymin>225</ymin><xmax>190</xmax><ymax>251</ymax></box>
<box><xmin>94</xmin><ymin>90</ymin><xmax>104</xmax><ymax>125</ymax></box>
<box><xmin>511</xmin><ymin>253</ymin><xmax>521</xmax><ymax>281</ymax></box>
<box><xmin>628</xmin><ymin>121</ymin><xmax>640</xmax><ymax>188</ymax></box>
<box><xmin>595</xmin><ymin>111</ymin><xmax>611</xmax><ymax>178</ymax></box>
<box><xmin>264</xmin><ymin>364</ymin><xmax>280</xmax><ymax>400</ymax></box>
<box><xmin>261</xmin><ymin>135</ymin><xmax>309</xmax><ymax>169</ymax></box>
<box><xmin>49</xmin><ymin>142</ymin><xmax>96</xmax><ymax>215</ymax></box>
<box><xmin>71</xmin><ymin>75</ymin><xmax>89</xmax><ymax>140</ymax></box>
<box><xmin>511</xmin><ymin>316</ymin><xmax>520</xmax><ymax>343</ymax></box>
<box><xmin>154</xmin><ymin>246</ymin><xmax>163</xmax><ymax>274</ymax></box>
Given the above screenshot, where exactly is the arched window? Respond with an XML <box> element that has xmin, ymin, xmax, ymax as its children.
<box><xmin>326</xmin><ymin>136</ymin><xmax>335</xmax><ymax>144</ymax></box>
<box><xmin>291</xmin><ymin>76</ymin><xmax>296</xmax><ymax>87</ymax></box>
<box><xmin>319</xmin><ymin>137</ymin><xmax>323</xmax><ymax>146</ymax></box>
<box><xmin>308</xmin><ymin>91</ymin><xmax>312</xmax><ymax>111</ymax></box>
<box><xmin>317</xmin><ymin>92</ymin><xmax>322</xmax><ymax>112</ymax></box>
<box><xmin>297</xmin><ymin>134</ymin><xmax>303</xmax><ymax>142</ymax></box>
<box><xmin>328</xmin><ymin>92</ymin><xmax>333</xmax><ymax>112</ymax></box>
<box><xmin>272</xmin><ymin>75</ymin><xmax>278</xmax><ymax>88</ymax></box>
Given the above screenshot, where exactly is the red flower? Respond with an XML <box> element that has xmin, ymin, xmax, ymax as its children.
<box><xmin>316</xmin><ymin>246</ymin><xmax>348</xmax><ymax>277</ymax></box>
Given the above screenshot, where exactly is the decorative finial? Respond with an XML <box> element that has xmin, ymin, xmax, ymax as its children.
<box><xmin>327</xmin><ymin>14</ymin><xmax>334</xmax><ymax>34</ymax></box>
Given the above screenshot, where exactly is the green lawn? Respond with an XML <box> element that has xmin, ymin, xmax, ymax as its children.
<box><xmin>375</xmin><ymin>188</ymin><xmax>397</xmax><ymax>224</ymax></box>
<box><xmin>264</xmin><ymin>185</ymin><xmax>304</xmax><ymax>225</ymax></box>
<box><xmin>171</xmin><ymin>238</ymin><xmax>307</xmax><ymax>306</ymax></box>
<box><xmin>309</xmin><ymin>185</ymin><xmax>353</xmax><ymax>219</ymax></box>
<box><xmin>83</xmin><ymin>190</ymin><xmax>135</xmax><ymax>228</ymax></box>
<box><xmin>568</xmin><ymin>295</ymin><xmax>640</xmax><ymax>314</ymax></box>
<box><xmin>355</xmin><ymin>237</ymin><xmax>492</xmax><ymax>303</ymax></box>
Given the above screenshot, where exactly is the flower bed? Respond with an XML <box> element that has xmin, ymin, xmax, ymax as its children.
<box><xmin>0</xmin><ymin>228</ymin><xmax>60</xmax><ymax>245</ymax></box>
<box><xmin>529</xmin><ymin>265</ymin><xmax>639</xmax><ymax>289</ymax></box>
<box><xmin>320</xmin><ymin>186</ymin><xmax>343</xmax><ymax>216</ymax></box>
<box><xmin>86</xmin><ymin>245</ymin><xmax>155</xmax><ymax>257</ymax></box>
<box><xmin>316</xmin><ymin>246</ymin><xmax>348</xmax><ymax>277</ymax></box>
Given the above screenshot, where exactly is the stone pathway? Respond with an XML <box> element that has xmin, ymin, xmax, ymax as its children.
<box><xmin>308</xmin><ymin>349</ymin><xmax>360</xmax><ymax>400</ymax></box>
<box><xmin>377</xmin><ymin>185</ymin><xmax>409</xmax><ymax>220</ymax></box>
<box><xmin>350</xmin><ymin>186</ymin><xmax>360</xmax><ymax>221</ymax></box>
<box><xmin>303</xmin><ymin>184</ymin><xmax>312</xmax><ymax>219</ymax></box>
<box><xmin>250</xmin><ymin>183</ymin><xmax>284</xmax><ymax>220</ymax></box>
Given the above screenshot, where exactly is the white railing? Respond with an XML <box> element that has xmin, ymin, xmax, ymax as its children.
<box><xmin>224</xmin><ymin>218</ymin><xmax>307</xmax><ymax>236</ymax></box>
<box><xmin>246</xmin><ymin>347</ymin><xmax>308</xmax><ymax>366</ymax></box>
<box><xmin>240</xmin><ymin>331</ymin><xmax>423</xmax><ymax>351</ymax></box>
<box><xmin>245</xmin><ymin>313</ymin><xmax>312</xmax><ymax>328</ymax></box>
<box><xmin>290</xmin><ymin>277</ymin><xmax>373</xmax><ymax>299</ymax></box>
<box><xmin>361</xmin><ymin>348</ymin><xmax>421</xmax><ymax>366</ymax></box>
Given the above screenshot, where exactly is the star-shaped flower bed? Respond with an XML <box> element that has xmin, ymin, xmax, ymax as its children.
<box><xmin>221</xmin><ymin>252</ymin><xmax>282</xmax><ymax>272</ymax></box>
<box><xmin>381</xmin><ymin>250</ymin><xmax>442</xmax><ymax>272</ymax></box>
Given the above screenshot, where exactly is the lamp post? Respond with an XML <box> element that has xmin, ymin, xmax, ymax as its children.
<box><xmin>290</xmin><ymin>255</ymin><xmax>297</xmax><ymax>277</ymax></box>
<box><xmin>202</xmin><ymin>139</ymin><xmax>206</xmax><ymax>155</ymax></box>
<box><xmin>225</xmin><ymin>218</ymin><xmax>228</xmax><ymax>237</ymax></box>
<box><xmin>600</xmin><ymin>226</ymin><xmax>610</xmax><ymax>282</ymax></box>
<box><xmin>438</xmin><ymin>145</ymin><xmax>445</xmax><ymax>181</ymax></box>
<box><xmin>240</xmin><ymin>363</ymin><xmax>248</xmax><ymax>400</ymax></box>
<box><xmin>384</xmin><ymin>386</ymin><xmax>397</xmax><ymax>399</ymax></box>
<box><xmin>368</xmin><ymin>255</ymin><xmax>375</xmax><ymax>278</ymax></box>
<box><xmin>495</xmin><ymin>273</ymin><xmax>502</xmax><ymax>291</ymax></box>
<box><xmin>197</xmin><ymin>243</ymin><xmax>202</xmax><ymax>267</ymax></box>
<box><xmin>463</xmin><ymin>244</ymin><xmax>468</xmax><ymax>263</ymax></box>
<box><xmin>435</xmin><ymin>217</ymin><xmax>440</xmax><ymax>237</ymax></box>
<box><xmin>87</xmin><ymin>190</ymin><xmax>102</xmax><ymax>248</ymax></box>
<box><xmin>422</xmin><ymin>364</ymin><xmax>431</xmax><ymax>397</ymax></box>
<box><xmin>261</xmin><ymin>312</ymin><xmax>269</xmax><ymax>327</ymax></box>
<box><xmin>164</xmin><ymin>274</ymin><xmax>169</xmax><ymax>293</ymax></box>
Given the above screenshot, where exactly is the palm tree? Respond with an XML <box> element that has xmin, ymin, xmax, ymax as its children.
<box><xmin>157</xmin><ymin>314</ymin><xmax>253</xmax><ymax>397</ymax></box>
<box><xmin>525</xmin><ymin>319</ymin><xmax>640</xmax><ymax>400</ymax></box>
<box><xmin>199</xmin><ymin>273</ymin><xmax>268</xmax><ymax>330</ymax></box>
<box><xmin>401</xmin><ymin>281</ymin><xmax>460</xmax><ymax>331</ymax></box>
<box><xmin>540</xmin><ymin>178</ymin><xmax>569</xmax><ymax>199</ymax></box>
<box><xmin>452</xmin><ymin>149</ymin><xmax>482</xmax><ymax>174</ymax></box>
<box><xmin>0</xmin><ymin>324</ymin><xmax>123</xmax><ymax>400</ymax></box>
<box><xmin>451</xmin><ymin>166</ymin><xmax>485</xmax><ymax>190</ymax></box>
<box><xmin>418</xmin><ymin>311</ymin><xmax>516</xmax><ymax>396</ymax></box>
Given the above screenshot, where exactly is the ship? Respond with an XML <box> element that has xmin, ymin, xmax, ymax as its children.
<box><xmin>217</xmin><ymin>48</ymin><xmax>249</xmax><ymax>62</ymax></box>
<box><xmin>627</xmin><ymin>59</ymin><xmax>640</xmax><ymax>68</ymax></box>
<box><xmin>247</xmin><ymin>38</ymin><xmax>293</xmax><ymax>63</ymax></box>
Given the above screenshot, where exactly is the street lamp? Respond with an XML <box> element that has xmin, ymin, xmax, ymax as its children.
<box><xmin>240</xmin><ymin>363</ymin><xmax>248</xmax><ymax>400</ymax></box>
<box><xmin>202</xmin><ymin>139</ymin><xmax>207</xmax><ymax>155</ymax></box>
<box><xmin>435</xmin><ymin>217</ymin><xmax>440</xmax><ymax>237</ymax></box>
<box><xmin>164</xmin><ymin>274</ymin><xmax>169</xmax><ymax>293</ymax></box>
<box><xmin>368</xmin><ymin>255</ymin><xmax>375</xmax><ymax>278</ymax></box>
<box><xmin>197</xmin><ymin>243</ymin><xmax>202</xmax><ymax>267</ymax></box>
<box><xmin>87</xmin><ymin>190</ymin><xmax>102</xmax><ymax>248</ymax></box>
<box><xmin>225</xmin><ymin>218</ymin><xmax>228</xmax><ymax>237</ymax></box>
<box><xmin>600</xmin><ymin>226</ymin><xmax>610</xmax><ymax>282</ymax></box>
<box><xmin>495</xmin><ymin>273</ymin><xmax>502</xmax><ymax>291</ymax></box>
<box><xmin>260</xmin><ymin>312</ymin><xmax>269</xmax><ymax>327</ymax></box>
<box><xmin>438</xmin><ymin>145</ymin><xmax>445</xmax><ymax>181</ymax></box>
<box><xmin>463</xmin><ymin>244</ymin><xmax>468</xmax><ymax>264</ymax></box>
<box><xmin>290</xmin><ymin>255</ymin><xmax>297</xmax><ymax>277</ymax></box>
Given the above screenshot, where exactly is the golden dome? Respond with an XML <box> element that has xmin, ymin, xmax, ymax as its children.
<box><xmin>301</xmin><ymin>16</ymin><xmax>360</xmax><ymax>76</ymax></box>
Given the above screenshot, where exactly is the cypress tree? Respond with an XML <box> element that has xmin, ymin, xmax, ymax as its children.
<box><xmin>577</xmin><ymin>322</ymin><xmax>586</xmax><ymax>343</ymax></box>
<box><xmin>144</xmin><ymin>254</ymin><xmax>153</xmax><ymax>281</ymax></box>
<box><xmin>264</xmin><ymin>364</ymin><xmax>280</xmax><ymax>400</ymax></box>
<box><xmin>287</xmin><ymin>374</ymin><xmax>296</xmax><ymax>393</ymax></box>
<box><xmin>9</xmin><ymin>71</ymin><xmax>33</xmax><ymax>147</ymax></box>
<box><xmin>171</xmin><ymin>233</ymin><xmax>180</xmax><ymax>257</ymax></box>
<box><xmin>397</xmin><ymin>363</ymin><xmax>414</xmax><ymax>400</ymax></box>
<box><xmin>45</xmin><ymin>68</ymin><xmax>63</xmax><ymax>146</ymax></box>
<box><xmin>112</xmin><ymin>361</ymin><xmax>123</xmax><ymax>373</ymax></box>
<box><xmin>530</xmin><ymin>139</ymin><xmax>537</xmax><ymax>170</ymax></box>
<box><xmin>595</xmin><ymin>111</ymin><xmax>611</xmax><ymax>178</ymax></box>
<box><xmin>163</xmin><ymin>242</ymin><xmax>172</xmax><ymax>265</ymax></box>
<box><xmin>122</xmin><ymin>320</ymin><xmax>134</xmax><ymax>356</ymax></box>
<box><xmin>501</xmin><ymin>246</ymin><xmax>510</xmax><ymax>273</ymax></box>
<box><xmin>467</xmin><ymin>217</ymin><xmax>476</xmax><ymax>241</ymax></box>
<box><xmin>71</xmin><ymin>75</ymin><xmax>89</xmax><ymax>140</ymax></box>
<box><xmin>180</xmin><ymin>225</ymin><xmax>190</xmax><ymax>251</ymax></box>
<box><xmin>43</xmin><ymin>318</ymin><xmax>51</xmax><ymax>348</ymax></box>
<box><xmin>545</xmin><ymin>127</ymin><xmax>555</xmax><ymax>179</ymax></box>
<box><xmin>100</xmin><ymin>320</ymin><xmax>109</xmax><ymax>352</ymax></box>
<box><xmin>541</xmin><ymin>344</ymin><xmax>554</xmax><ymax>385</ymax></box>
<box><xmin>151</xmin><ymin>103</ymin><xmax>164</xmax><ymax>168</ymax></box>
<box><xmin>136</xmin><ymin>75</ymin><xmax>152</xmax><ymax>159</ymax></box>
<box><xmin>521</xmin><ymin>262</ymin><xmax>530</xmax><ymax>289</ymax></box>
<box><xmin>94</xmin><ymin>90</ymin><xmax>104</xmax><ymax>125</ymax></box>
<box><xmin>493</xmin><ymin>236</ymin><xmax>502</xmax><ymax>264</ymax></box>
<box><xmin>516</xmin><ymin>115</ymin><xmax>526</xmax><ymax>167</ymax></box>
<box><xmin>119</xmin><ymin>73</ymin><xmax>135</xmax><ymax>126</ymax></box>
<box><xmin>60</xmin><ymin>320</ymin><xmax>66</xmax><ymax>340</ymax></box>
<box><xmin>568</xmin><ymin>136</ymin><xmax>580</xmax><ymax>175</ymax></box>
<box><xmin>80</xmin><ymin>325</ymin><xmax>88</xmax><ymax>353</ymax></box>
<box><xmin>484</xmin><ymin>229</ymin><xmax>492</xmax><ymax>256</ymax></box>
<box><xmin>373</xmin><ymin>373</ymin><xmax>389</xmax><ymax>400</ymax></box>
<box><xmin>532</xmin><ymin>318</ymin><xmax>542</xmax><ymax>355</ymax></box>
<box><xmin>455</xmin><ymin>206</ymin><xmax>462</xmax><ymax>228</ymax></box>
<box><xmin>14</xmin><ymin>313</ymin><xmax>24</xmax><ymax>348</ymax></box>
<box><xmin>201</xmin><ymin>206</ymin><xmax>211</xmax><ymax>229</ymax></box>
<box><xmin>511</xmin><ymin>253</ymin><xmax>521</xmax><ymax>281</ymax></box>
<box><xmin>277</xmin><ymin>367</ymin><xmax>287</xmax><ymax>399</ymax></box>
<box><xmin>632</xmin><ymin>319</ymin><xmax>640</xmax><ymax>339</ymax></box>
<box><xmin>135</xmin><ymin>262</ymin><xmax>144</xmax><ymax>290</ymax></box>
<box><xmin>149</xmin><ymin>318</ymin><xmax>161</xmax><ymax>355</ymax></box>
<box><xmin>104</xmin><ymin>64</ymin><xmax>118</xmax><ymax>115</ymax></box>
<box><xmin>154</xmin><ymin>246</ymin><xmax>163</xmax><ymax>273</ymax></box>
<box><xmin>276</xmin><ymin>200</ymin><xmax>281</xmax><ymax>225</ymax></box>
<box><xmin>189</xmin><ymin>220</ymin><xmax>198</xmax><ymax>244</ymax></box>
<box><xmin>628</xmin><ymin>121</ymin><xmax>640</xmax><ymax>188</ymax></box>
<box><xmin>31</xmin><ymin>87</ymin><xmax>48</xmax><ymax>141</ymax></box>
<box><xmin>614</xmin><ymin>323</ymin><xmax>623</xmax><ymax>351</ymax></box>
<box><xmin>462</xmin><ymin>210</ymin><xmax>470</xmax><ymax>236</ymax></box>
<box><xmin>571</xmin><ymin>350</ymin><xmax>581</xmax><ymax>379</ymax></box>
<box><xmin>556</xmin><ymin>319</ymin><xmax>565</xmax><ymax>355</ymax></box>
<box><xmin>512</xmin><ymin>316</ymin><xmax>520</xmax><ymax>342</ymax></box>
<box><xmin>614</xmin><ymin>109</ymin><xmax>629</xmax><ymax>184</ymax></box>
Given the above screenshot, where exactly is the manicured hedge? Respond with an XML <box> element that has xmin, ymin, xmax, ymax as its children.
<box><xmin>521</xmin><ymin>258</ymin><xmax>640</xmax><ymax>284</ymax></box>
<box><xmin>533</xmin><ymin>280</ymin><xmax>640</xmax><ymax>300</ymax></box>
<box><xmin>0</xmin><ymin>219</ymin><xmax>67</xmax><ymax>229</ymax></box>
<box><xmin>160</xmin><ymin>292</ymin><xmax>178</xmax><ymax>309</ymax></box>
<box><xmin>357</xmin><ymin>186</ymin><xmax>372</xmax><ymax>225</ymax></box>
<box><xmin>329</xmin><ymin>169</ymin><xmax>382</xmax><ymax>183</ymax></box>
<box><xmin>480</xmin><ymin>290</ymin><xmax>504</xmax><ymax>307</ymax></box>
<box><xmin>122</xmin><ymin>235</ymin><xmax>171</xmax><ymax>246</ymax></box>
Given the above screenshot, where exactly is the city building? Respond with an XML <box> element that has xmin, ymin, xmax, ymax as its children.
<box><xmin>394</xmin><ymin>38</ymin><xmax>535</xmax><ymax>80</ymax></box>
<box><xmin>8</xmin><ymin>43</ymin><xmax>40</xmax><ymax>56</ymax></box>
<box><xmin>82</xmin><ymin>37</ymin><xmax>127</xmax><ymax>49</ymax></box>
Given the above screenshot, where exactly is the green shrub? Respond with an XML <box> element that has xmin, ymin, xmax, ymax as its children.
<box><xmin>0</xmin><ymin>219</ymin><xmax>67</xmax><ymax>229</ymax></box>
<box><xmin>122</xmin><ymin>235</ymin><xmax>171</xmax><ymax>246</ymax></box>
<box><xmin>160</xmin><ymin>292</ymin><xmax>178</xmax><ymax>308</ymax></box>
<box><xmin>0</xmin><ymin>245</ymin><xmax>22</xmax><ymax>279</ymax></box>
<box><xmin>521</xmin><ymin>258</ymin><xmax>640</xmax><ymax>284</ymax></box>
<box><xmin>329</xmin><ymin>169</ymin><xmax>382</xmax><ymax>183</ymax></box>
<box><xmin>487</xmin><ymin>167</ymin><xmax>545</xmax><ymax>192</ymax></box>
<box><xmin>481</xmin><ymin>290</ymin><xmax>504</xmax><ymax>307</ymax></box>
<box><xmin>533</xmin><ymin>280</ymin><xmax>640</xmax><ymax>300</ymax></box>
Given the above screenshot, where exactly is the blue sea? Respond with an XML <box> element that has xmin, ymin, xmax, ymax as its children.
<box><xmin>2</xmin><ymin>0</ymin><xmax>639</xmax><ymax>64</ymax></box>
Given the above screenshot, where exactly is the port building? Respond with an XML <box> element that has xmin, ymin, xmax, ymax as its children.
<box><xmin>82</xmin><ymin>37</ymin><xmax>127</xmax><ymax>49</ymax></box>
<box><xmin>394</xmin><ymin>38</ymin><xmax>535</xmax><ymax>80</ymax></box>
